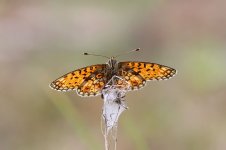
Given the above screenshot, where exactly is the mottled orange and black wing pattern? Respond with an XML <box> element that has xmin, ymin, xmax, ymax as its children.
<box><xmin>77</xmin><ymin>71</ymin><xmax>107</xmax><ymax>96</ymax></box>
<box><xmin>118</xmin><ymin>62</ymin><xmax>176</xmax><ymax>90</ymax></box>
<box><xmin>50</xmin><ymin>64</ymin><xmax>107</xmax><ymax>96</ymax></box>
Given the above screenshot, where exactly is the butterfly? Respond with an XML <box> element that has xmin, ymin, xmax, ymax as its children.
<box><xmin>50</xmin><ymin>49</ymin><xmax>176</xmax><ymax>97</ymax></box>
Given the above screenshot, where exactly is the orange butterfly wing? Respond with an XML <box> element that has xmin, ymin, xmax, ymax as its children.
<box><xmin>50</xmin><ymin>64</ymin><xmax>107</xmax><ymax>96</ymax></box>
<box><xmin>118</xmin><ymin>62</ymin><xmax>176</xmax><ymax>90</ymax></box>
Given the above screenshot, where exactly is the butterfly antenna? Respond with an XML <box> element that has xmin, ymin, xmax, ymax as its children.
<box><xmin>114</xmin><ymin>48</ymin><xmax>141</xmax><ymax>58</ymax></box>
<box><xmin>84</xmin><ymin>52</ymin><xmax>110</xmax><ymax>59</ymax></box>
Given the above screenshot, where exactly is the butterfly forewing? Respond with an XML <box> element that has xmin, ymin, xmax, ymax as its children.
<box><xmin>118</xmin><ymin>62</ymin><xmax>176</xmax><ymax>90</ymax></box>
<box><xmin>50</xmin><ymin>64</ymin><xmax>107</xmax><ymax>96</ymax></box>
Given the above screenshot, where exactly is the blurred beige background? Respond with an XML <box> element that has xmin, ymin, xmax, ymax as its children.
<box><xmin>1</xmin><ymin>0</ymin><xmax>226</xmax><ymax>150</ymax></box>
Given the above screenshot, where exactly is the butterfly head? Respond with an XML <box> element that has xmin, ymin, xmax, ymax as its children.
<box><xmin>107</xmin><ymin>57</ymin><xmax>117</xmax><ymax>68</ymax></box>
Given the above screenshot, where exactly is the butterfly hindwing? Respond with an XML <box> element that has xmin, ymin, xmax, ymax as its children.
<box><xmin>77</xmin><ymin>70</ymin><xmax>107</xmax><ymax>96</ymax></box>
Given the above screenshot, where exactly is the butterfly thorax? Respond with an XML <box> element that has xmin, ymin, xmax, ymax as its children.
<box><xmin>106</xmin><ymin>57</ymin><xmax>118</xmax><ymax>80</ymax></box>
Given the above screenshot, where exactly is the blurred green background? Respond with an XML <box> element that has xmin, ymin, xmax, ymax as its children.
<box><xmin>1</xmin><ymin>0</ymin><xmax>226</xmax><ymax>150</ymax></box>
